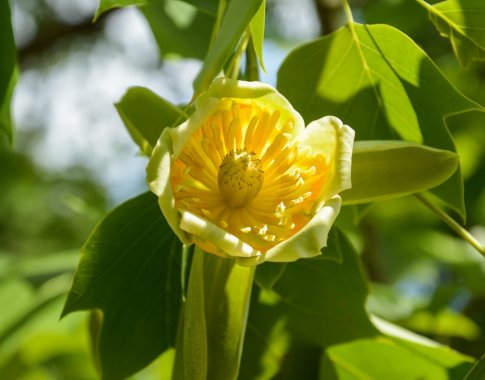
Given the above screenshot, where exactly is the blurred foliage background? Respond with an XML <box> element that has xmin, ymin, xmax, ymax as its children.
<box><xmin>1</xmin><ymin>0</ymin><xmax>484</xmax><ymax>378</ymax></box>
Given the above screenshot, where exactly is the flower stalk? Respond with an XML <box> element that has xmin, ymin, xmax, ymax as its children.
<box><xmin>173</xmin><ymin>248</ymin><xmax>255</xmax><ymax>380</ymax></box>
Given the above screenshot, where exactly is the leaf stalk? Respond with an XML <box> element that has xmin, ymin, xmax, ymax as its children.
<box><xmin>415</xmin><ymin>193</ymin><xmax>485</xmax><ymax>257</ymax></box>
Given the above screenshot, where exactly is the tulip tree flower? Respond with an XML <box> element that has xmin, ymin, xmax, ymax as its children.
<box><xmin>147</xmin><ymin>78</ymin><xmax>354</xmax><ymax>265</ymax></box>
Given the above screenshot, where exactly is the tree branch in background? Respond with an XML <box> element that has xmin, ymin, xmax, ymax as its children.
<box><xmin>17</xmin><ymin>13</ymin><xmax>110</xmax><ymax>64</ymax></box>
<box><xmin>314</xmin><ymin>0</ymin><xmax>343</xmax><ymax>35</ymax></box>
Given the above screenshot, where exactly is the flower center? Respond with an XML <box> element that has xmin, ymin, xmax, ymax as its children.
<box><xmin>218</xmin><ymin>148</ymin><xmax>264</xmax><ymax>208</ymax></box>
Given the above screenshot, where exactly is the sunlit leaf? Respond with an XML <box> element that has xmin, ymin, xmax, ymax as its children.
<box><xmin>342</xmin><ymin>141</ymin><xmax>459</xmax><ymax>205</ymax></box>
<box><xmin>277</xmin><ymin>23</ymin><xmax>484</xmax><ymax>220</ymax></box>
<box><xmin>94</xmin><ymin>0</ymin><xmax>151</xmax><ymax>21</ymax></box>
<box><xmin>417</xmin><ymin>0</ymin><xmax>485</xmax><ymax>67</ymax></box>
<box><xmin>4</xmin><ymin>250</ymin><xmax>79</xmax><ymax>281</ymax></box>
<box><xmin>115</xmin><ymin>87</ymin><xmax>187</xmax><ymax>156</ymax></box>
<box><xmin>141</xmin><ymin>0</ymin><xmax>215</xmax><ymax>60</ymax></box>
<box><xmin>62</xmin><ymin>192</ymin><xmax>182</xmax><ymax>380</ymax></box>
<box><xmin>322</xmin><ymin>335</ymin><xmax>473</xmax><ymax>379</ymax></box>
<box><xmin>193</xmin><ymin>0</ymin><xmax>263</xmax><ymax>97</ymax></box>
<box><xmin>0</xmin><ymin>277</ymin><xmax>72</xmax><ymax>368</ymax></box>
<box><xmin>0</xmin><ymin>0</ymin><xmax>17</xmax><ymax>149</ymax></box>
<box><xmin>405</xmin><ymin>309</ymin><xmax>480</xmax><ymax>340</ymax></box>
<box><xmin>0</xmin><ymin>280</ymin><xmax>34</xmax><ymax>344</ymax></box>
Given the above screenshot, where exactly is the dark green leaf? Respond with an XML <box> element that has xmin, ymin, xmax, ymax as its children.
<box><xmin>0</xmin><ymin>0</ymin><xmax>17</xmax><ymax>149</ymax></box>
<box><xmin>277</xmin><ymin>23</ymin><xmax>483</xmax><ymax>221</ymax></box>
<box><xmin>255</xmin><ymin>229</ymin><xmax>343</xmax><ymax>291</ymax></box>
<box><xmin>62</xmin><ymin>192</ymin><xmax>182</xmax><ymax>380</ymax></box>
<box><xmin>193</xmin><ymin>0</ymin><xmax>263</xmax><ymax>97</ymax></box>
<box><xmin>241</xmin><ymin>229</ymin><xmax>376</xmax><ymax>378</ymax></box>
<box><xmin>181</xmin><ymin>0</ymin><xmax>218</xmax><ymax>15</ymax></box>
<box><xmin>257</xmin><ymin>229</ymin><xmax>375</xmax><ymax>346</ymax></box>
<box><xmin>342</xmin><ymin>141</ymin><xmax>459</xmax><ymax>205</ymax></box>
<box><xmin>418</xmin><ymin>0</ymin><xmax>485</xmax><ymax>67</ymax></box>
<box><xmin>141</xmin><ymin>0</ymin><xmax>215</xmax><ymax>60</ymax></box>
<box><xmin>94</xmin><ymin>0</ymin><xmax>151</xmax><ymax>21</ymax></box>
<box><xmin>115</xmin><ymin>87</ymin><xmax>187</xmax><ymax>156</ymax></box>
<box><xmin>464</xmin><ymin>354</ymin><xmax>485</xmax><ymax>380</ymax></box>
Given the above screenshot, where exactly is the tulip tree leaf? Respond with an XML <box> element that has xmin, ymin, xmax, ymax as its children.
<box><xmin>141</xmin><ymin>0</ymin><xmax>215</xmax><ymax>60</ymax></box>
<box><xmin>193</xmin><ymin>0</ymin><xmax>263</xmax><ymax>97</ymax></box>
<box><xmin>115</xmin><ymin>87</ymin><xmax>187</xmax><ymax>156</ymax></box>
<box><xmin>62</xmin><ymin>192</ymin><xmax>183</xmax><ymax>380</ymax></box>
<box><xmin>255</xmin><ymin>229</ymin><xmax>376</xmax><ymax>345</ymax></box>
<box><xmin>417</xmin><ymin>0</ymin><xmax>485</xmax><ymax>67</ymax></box>
<box><xmin>242</xmin><ymin>229</ymin><xmax>374</xmax><ymax>379</ymax></box>
<box><xmin>244</xmin><ymin>229</ymin><xmax>474</xmax><ymax>379</ymax></box>
<box><xmin>277</xmin><ymin>23</ymin><xmax>484</xmax><ymax>221</ymax></box>
<box><xmin>0</xmin><ymin>0</ymin><xmax>17</xmax><ymax>149</ymax></box>
<box><xmin>94</xmin><ymin>0</ymin><xmax>151</xmax><ymax>21</ymax></box>
<box><xmin>342</xmin><ymin>140</ymin><xmax>459</xmax><ymax>205</ymax></box>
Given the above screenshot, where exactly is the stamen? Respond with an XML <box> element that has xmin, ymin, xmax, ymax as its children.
<box><xmin>261</xmin><ymin>133</ymin><xmax>290</xmax><ymax>166</ymax></box>
<box><xmin>244</xmin><ymin>115</ymin><xmax>259</xmax><ymax>148</ymax></box>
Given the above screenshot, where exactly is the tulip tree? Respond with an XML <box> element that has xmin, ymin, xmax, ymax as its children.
<box><xmin>3</xmin><ymin>0</ymin><xmax>483</xmax><ymax>379</ymax></box>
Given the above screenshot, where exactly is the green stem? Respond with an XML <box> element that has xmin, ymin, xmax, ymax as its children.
<box><xmin>415</xmin><ymin>193</ymin><xmax>485</xmax><ymax>257</ymax></box>
<box><xmin>208</xmin><ymin>0</ymin><xmax>228</xmax><ymax>52</ymax></box>
<box><xmin>414</xmin><ymin>0</ymin><xmax>432</xmax><ymax>10</ymax></box>
<box><xmin>227</xmin><ymin>30</ymin><xmax>250</xmax><ymax>80</ymax></box>
<box><xmin>341</xmin><ymin>0</ymin><xmax>354</xmax><ymax>24</ymax></box>
<box><xmin>245</xmin><ymin>36</ymin><xmax>260</xmax><ymax>81</ymax></box>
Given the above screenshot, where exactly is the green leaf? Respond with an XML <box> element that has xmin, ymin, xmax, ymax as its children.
<box><xmin>257</xmin><ymin>229</ymin><xmax>375</xmax><ymax>346</ymax></box>
<box><xmin>94</xmin><ymin>0</ymin><xmax>151</xmax><ymax>21</ymax></box>
<box><xmin>255</xmin><ymin>229</ymin><xmax>344</xmax><ymax>291</ymax></box>
<box><xmin>404</xmin><ymin>309</ymin><xmax>480</xmax><ymax>340</ymax></box>
<box><xmin>244</xmin><ymin>229</ymin><xmax>474</xmax><ymax>378</ymax></box>
<box><xmin>193</xmin><ymin>0</ymin><xmax>263</xmax><ymax>97</ymax></box>
<box><xmin>0</xmin><ymin>280</ymin><xmax>34</xmax><ymax>343</ymax></box>
<box><xmin>115</xmin><ymin>87</ymin><xmax>187</xmax><ymax>156</ymax></box>
<box><xmin>244</xmin><ymin>232</ymin><xmax>370</xmax><ymax>376</ymax></box>
<box><xmin>241</xmin><ymin>229</ymin><xmax>376</xmax><ymax>379</ymax></box>
<box><xmin>177</xmin><ymin>249</ymin><xmax>254</xmax><ymax>380</ymax></box>
<box><xmin>341</xmin><ymin>140</ymin><xmax>459</xmax><ymax>205</ymax></box>
<box><xmin>322</xmin><ymin>335</ymin><xmax>473</xmax><ymax>379</ymax></box>
<box><xmin>62</xmin><ymin>192</ymin><xmax>183</xmax><ymax>380</ymax></box>
<box><xmin>0</xmin><ymin>0</ymin><xmax>17</xmax><ymax>149</ymax></box>
<box><xmin>277</xmin><ymin>23</ymin><xmax>483</xmax><ymax>220</ymax></box>
<box><xmin>1</xmin><ymin>250</ymin><xmax>79</xmax><ymax>281</ymax></box>
<box><xmin>464</xmin><ymin>354</ymin><xmax>485</xmax><ymax>380</ymax></box>
<box><xmin>417</xmin><ymin>0</ymin><xmax>485</xmax><ymax>67</ymax></box>
<box><xmin>0</xmin><ymin>276</ymin><xmax>70</xmax><ymax>368</ymax></box>
<box><xmin>141</xmin><ymin>0</ymin><xmax>215</xmax><ymax>60</ymax></box>
<box><xmin>249</xmin><ymin>0</ymin><xmax>266</xmax><ymax>72</ymax></box>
